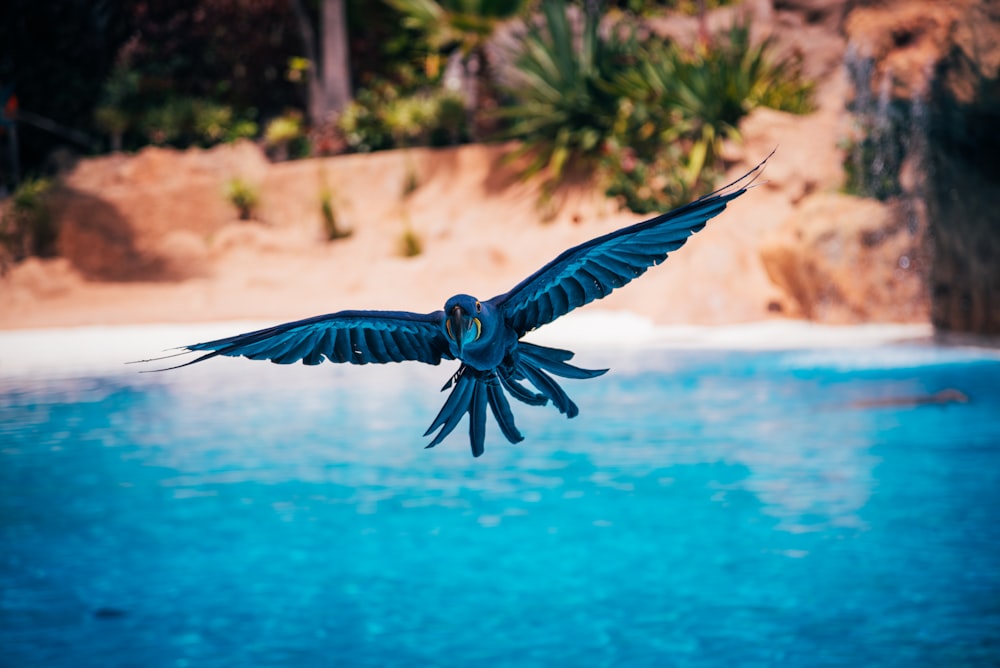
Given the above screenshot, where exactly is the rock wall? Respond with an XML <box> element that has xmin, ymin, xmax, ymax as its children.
<box><xmin>760</xmin><ymin>193</ymin><xmax>928</xmax><ymax>323</ymax></box>
<box><xmin>52</xmin><ymin>141</ymin><xmax>269</xmax><ymax>281</ymax></box>
<box><xmin>845</xmin><ymin>0</ymin><xmax>1000</xmax><ymax>334</ymax></box>
<box><xmin>9</xmin><ymin>0</ymin><xmax>998</xmax><ymax>331</ymax></box>
<box><xmin>925</xmin><ymin>2</ymin><xmax>1000</xmax><ymax>334</ymax></box>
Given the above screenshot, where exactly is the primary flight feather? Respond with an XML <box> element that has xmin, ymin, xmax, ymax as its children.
<box><xmin>144</xmin><ymin>157</ymin><xmax>769</xmax><ymax>456</ymax></box>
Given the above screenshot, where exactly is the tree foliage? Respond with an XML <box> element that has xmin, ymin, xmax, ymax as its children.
<box><xmin>497</xmin><ymin>0</ymin><xmax>638</xmax><ymax>182</ymax></box>
<box><xmin>0</xmin><ymin>0</ymin><xmax>435</xmax><ymax>178</ymax></box>
<box><xmin>2</xmin><ymin>0</ymin><xmax>813</xmax><ymax>217</ymax></box>
<box><xmin>499</xmin><ymin>2</ymin><xmax>815</xmax><ymax>212</ymax></box>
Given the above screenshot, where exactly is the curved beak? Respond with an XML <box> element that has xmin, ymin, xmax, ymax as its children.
<box><xmin>447</xmin><ymin>306</ymin><xmax>481</xmax><ymax>355</ymax></box>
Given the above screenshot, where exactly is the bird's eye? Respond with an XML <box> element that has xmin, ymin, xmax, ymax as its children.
<box><xmin>475</xmin><ymin>301</ymin><xmax>481</xmax><ymax>313</ymax></box>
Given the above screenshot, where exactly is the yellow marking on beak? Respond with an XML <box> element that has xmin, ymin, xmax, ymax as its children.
<box><xmin>473</xmin><ymin>318</ymin><xmax>482</xmax><ymax>341</ymax></box>
<box><xmin>445</xmin><ymin>319</ymin><xmax>455</xmax><ymax>342</ymax></box>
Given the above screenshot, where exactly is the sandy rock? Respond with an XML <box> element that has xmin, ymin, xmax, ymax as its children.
<box><xmin>155</xmin><ymin>230</ymin><xmax>211</xmax><ymax>278</ymax></box>
<box><xmin>53</xmin><ymin>186</ymin><xmax>168</xmax><ymax>281</ymax></box>
<box><xmin>1</xmin><ymin>140</ymin><xmax>799</xmax><ymax>329</ymax></box>
<box><xmin>54</xmin><ymin>141</ymin><xmax>270</xmax><ymax>281</ymax></box>
<box><xmin>844</xmin><ymin>0</ymin><xmax>970</xmax><ymax>99</ymax></box>
<box><xmin>772</xmin><ymin>0</ymin><xmax>851</xmax><ymax>32</ymax></box>
<box><xmin>760</xmin><ymin>192</ymin><xmax>929</xmax><ymax>323</ymax></box>
<box><xmin>3</xmin><ymin>257</ymin><xmax>82</xmax><ymax>299</ymax></box>
<box><xmin>0</xmin><ymin>3</ymin><xmax>956</xmax><ymax>332</ymax></box>
<box><xmin>766</xmin><ymin>0</ymin><xmax>851</xmax><ymax>84</ymax></box>
<box><xmin>209</xmin><ymin>221</ymin><xmax>312</xmax><ymax>256</ymax></box>
<box><xmin>735</xmin><ymin>102</ymin><xmax>844</xmax><ymax>204</ymax></box>
<box><xmin>1</xmin><ymin>257</ymin><xmax>85</xmax><ymax>327</ymax></box>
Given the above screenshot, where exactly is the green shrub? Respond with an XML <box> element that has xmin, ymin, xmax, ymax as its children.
<box><xmin>0</xmin><ymin>178</ymin><xmax>57</xmax><ymax>265</ymax></box>
<box><xmin>384</xmin><ymin>95</ymin><xmax>439</xmax><ymax>145</ymax></box>
<box><xmin>142</xmin><ymin>97</ymin><xmax>194</xmax><ymax>145</ymax></box>
<box><xmin>497</xmin><ymin>0</ymin><xmax>638</xmax><ymax>184</ymax></box>
<box><xmin>607</xmin><ymin>0</ymin><xmax>733</xmax><ymax>15</ymax></box>
<box><xmin>337</xmin><ymin>85</ymin><xmax>397</xmax><ymax>153</ymax></box>
<box><xmin>337</xmin><ymin>81</ymin><xmax>470</xmax><ymax>152</ymax></box>
<box><xmin>603</xmin><ymin>144</ymin><xmax>697</xmax><ymax>215</ymax></box>
<box><xmin>265</xmin><ymin>112</ymin><xmax>303</xmax><ymax>145</ymax></box>
<box><xmin>338</xmin><ymin>87</ymin><xmax>392</xmax><ymax>153</ymax></box>
<box><xmin>94</xmin><ymin>58</ymin><xmax>141</xmax><ymax>152</ymax></box>
<box><xmin>140</xmin><ymin>97</ymin><xmax>257</xmax><ymax>147</ymax></box>
<box><xmin>264</xmin><ymin>111</ymin><xmax>309</xmax><ymax>160</ymax></box>
<box><xmin>94</xmin><ymin>105</ymin><xmax>130</xmax><ymax>150</ymax></box>
<box><xmin>193</xmin><ymin>101</ymin><xmax>234</xmax><ymax>143</ymax></box>
<box><xmin>608</xmin><ymin>20</ymin><xmax>813</xmax><ymax>211</ymax></box>
<box><xmin>500</xmin><ymin>4</ymin><xmax>814</xmax><ymax>213</ymax></box>
<box><xmin>432</xmin><ymin>92</ymin><xmax>469</xmax><ymax>145</ymax></box>
<box><xmin>224</xmin><ymin>178</ymin><xmax>260</xmax><ymax>220</ymax></box>
<box><xmin>603</xmin><ymin>35</ymin><xmax>743</xmax><ymax>212</ymax></box>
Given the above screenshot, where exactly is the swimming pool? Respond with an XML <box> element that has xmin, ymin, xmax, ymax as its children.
<box><xmin>2</xmin><ymin>340</ymin><xmax>999</xmax><ymax>666</ymax></box>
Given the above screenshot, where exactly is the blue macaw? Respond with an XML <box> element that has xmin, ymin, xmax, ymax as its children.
<box><xmin>148</xmin><ymin>158</ymin><xmax>767</xmax><ymax>456</ymax></box>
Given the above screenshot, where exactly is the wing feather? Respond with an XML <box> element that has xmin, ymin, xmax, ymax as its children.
<box><xmin>332</xmin><ymin>328</ymin><xmax>352</xmax><ymax>362</ymax></box>
<box><xmin>363</xmin><ymin>328</ymin><xmax>389</xmax><ymax>363</ymax></box>
<box><xmin>489</xmin><ymin>156</ymin><xmax>769</xmax><ymax>335</ymax></box>
<box><xmin>379</xmin><ymin>328</ymin><xmax>406</xmax><ymax>362</ymax></box>
<box><xmin>548</xmin><ymin>283</ymin><xmax>569</xmax><ymax>318</ymax></box>
<box><xmin>153</xmin><ymin>310</ymin><xmax>451</xmax><ymax>370</ymax></box>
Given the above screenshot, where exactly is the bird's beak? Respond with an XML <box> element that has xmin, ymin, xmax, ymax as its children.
<box><xmin>447</xmin><ymin>306</ymin><xmax>481</xmax><ymax>355</ymax></box>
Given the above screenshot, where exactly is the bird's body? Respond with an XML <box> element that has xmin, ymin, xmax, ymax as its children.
<box><xmin>146</xmin><ymin>157</ymin><xmax>769</xmax><ymax>456</ymax></box>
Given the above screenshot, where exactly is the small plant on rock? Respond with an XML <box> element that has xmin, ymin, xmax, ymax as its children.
<box><xmin>224</xmin><ymin>177</ymin><xmax>260</xmax><ymax>221</ymax></box>
<box><xmin>320</xmin><ymin>188</ymin><xmax>351</xmax><ymax>240</ymax></box>
<box><xmin>398</xmin><ymin>225</ymin><xmax>423</xmax><ymax>257</ymax></box>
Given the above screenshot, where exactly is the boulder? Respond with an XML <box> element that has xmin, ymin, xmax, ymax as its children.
<box><xmin>760</xmin><ymin>192</ymin><xmax>929</xmax><ymax>323</ymax></box>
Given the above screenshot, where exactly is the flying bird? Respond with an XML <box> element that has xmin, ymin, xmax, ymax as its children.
<box><xmin>144</xmin><ymin>157</ymin><xmax>768</xmax><ymax>456</ymax></box>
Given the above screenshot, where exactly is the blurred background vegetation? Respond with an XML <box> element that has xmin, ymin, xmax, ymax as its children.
<box><xmin>0</xmin><ymin>0</ymin><xmax>813</xmax><ymax>216</ymax></box>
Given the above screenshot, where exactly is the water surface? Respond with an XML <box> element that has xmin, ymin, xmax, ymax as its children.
<box><xmin>2</xmin><ymin>344</ymin><xmax>999</xmax><ymax>666</ymax></box>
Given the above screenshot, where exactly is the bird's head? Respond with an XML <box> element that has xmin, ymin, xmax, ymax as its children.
<box><xmin>443</xmin><ymin>294</ymin><xmax>484</xmax><ymax>355</ymax></box>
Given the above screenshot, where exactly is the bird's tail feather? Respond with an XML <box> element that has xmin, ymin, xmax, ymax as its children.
<box><xmin>509</xmin><ymin>342</ymin><xmax>607</xmax><ymax>416</ymax></box>
<box><xmin>424</xmin><ymin>343</ymin><xmax>605</xmax><ymax>456</ymax></box>
<box><xmin>424</xmin><ymin>368</ymin><xmax>477</xmax><ymax>448</ymax></box>
<box><xmin>518</xmin><ymin>363</ymin><xmax>579</xmax><ymax>417</ymax></box>
<box><xmin>425</xmin><ymin>366</ymin><xmax>524</xmax><ymax>457</ymax></box>
<box><xmin>517</xmin><ymin>342</ymin><xmax>608</xmax><ymax>380</ymax></box>
<box><xmin>486</xmin><ymin>380</ymin><xmax>524</xmax><ymax>445</ymax></box>
<box><xmin>469</xmin><ymin>380</ymin><xmax>488</xmax><ymax>457</ymax></box>
<box><xmin>498</xmin><ymin>373</ymin><xmax>548</xmax><ymax>406</ymax></box>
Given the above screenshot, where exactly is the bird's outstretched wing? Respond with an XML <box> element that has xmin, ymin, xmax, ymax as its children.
<box><xmin>144</xmin><ymin>310</ymin><xmax>452</xmax><ymax>369</ymax></box>
<box><xmin>489</xmin><ymin>155</ymin><xmax>770</xmax><ymax>336</ymax></box>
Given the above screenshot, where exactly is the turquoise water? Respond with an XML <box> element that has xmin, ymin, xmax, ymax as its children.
<box><xmin>2</xmin><ymin>344</ymin><xmax>999</xmax><ymax>667</ymax></box>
